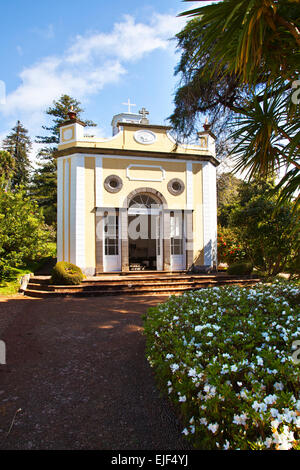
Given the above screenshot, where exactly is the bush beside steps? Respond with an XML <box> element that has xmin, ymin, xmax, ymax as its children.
<box><xmin>227</xmin><ymin>261</ymin><xmax>253</xmax><ymax>275</ymax></box>
<box><xmin>51</xmin><ymin>262</ymin><xmax>84</xmax><ymax>285</ymax></box>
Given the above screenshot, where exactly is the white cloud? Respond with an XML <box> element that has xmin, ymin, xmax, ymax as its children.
<box><xmin>2</xmin><ymin>13</ymin><xmax>185</xmax><ymax>121</ymax></box>
<box><xmin>66</xmin><ymin>14</ymin><xmax>183</xmax><ymax>64</ymax></box>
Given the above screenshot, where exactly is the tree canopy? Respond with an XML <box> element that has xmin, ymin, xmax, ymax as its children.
<box><xmin>171</xmin><ymin>0</ymin><xmax>300</xmax><ymax>208</ymax></box>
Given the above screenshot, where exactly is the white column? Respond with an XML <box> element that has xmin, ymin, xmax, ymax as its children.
<box><xmin>65</xmin><ymin>154</ymin><xmax>86</xmax><ymax>269</ymax></box>
<box><xmin>202</xmin><ymin>162</ymin><xmax>217</xmax><ymax>267</ymax></box>
<box><xmin>57</xmin><ymin>158</ymin><xmax>63</xmax><ymax>262</ymax></box>
<box><xmin>64</xmin><ymin>160</ymin><xmax>69</xmax><ymax>262</ymax></box>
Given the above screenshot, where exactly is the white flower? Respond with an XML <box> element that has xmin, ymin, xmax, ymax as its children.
<box><xmin>195</xmin><ymin>325</ymin><xmax>204</xmax><ymax>332</ymax></box>
<box><xmin>188</xmin><ymin>368</ymin><xmax>197</xmax><ymax>377</ymax></box>
<box><xmin>271</xmin><ymin>419</ymin><xmax>280</xmax><ymax>430</ymax></box>
<box><xmin>200</xmin><ymin>417</ymin><xmax>207</xmax><ymax>425</ymax></box>
<box><xmin>264</xmin><ymin>394</ymin><xmax>277</xmax><ymax>405</ymax></box>
<box><xmin>223</xmin><ymin>440</ymin><xmax>230</xmax><ymax>450</ymax></box>
<box><xmin>264</xmin><ymin>437</ymin><xmax>273</xmax><ymax>449</ymax></box>
<box><xmin>233</xmin><ymin>413</ymin><xmax>248</xmax><ymax>426</ymax></box>
<box><xmin>256</xmin><ymin>356</ymin><xmax>264</xmax><ymax>366</ymax></box>
<box><xmin>252</xmin><ymin>401</ymin><xmax>260</xmax><ymax>412</ymax></box>
<box><xmin>274</xmin><ymin>382</ymin><xmax>284</xmax><ymax>391</ymax></box>
<box><xmin>170</xmin><ymin>363</ymin><xmax>179</xmax><ymax>373</ymax></box>
<box><xmin>166</xmin><ymin>354</ymin><xmax>174</xmax><ymax>360</ymax></box>
<box><xmin>231</xmin><ymin>365</ymin><xmax>238</xmax><ymax>372</ymax></box>
<box><xmin>182</xmin><ymin>428</ymin><xmax>189</xmax><ymax>436</ymax></box>
<box><xmin>272</xmin><ymin>426</ymin><xmax>295</xmax><ymax>450</ymax></box>
<box><xmin>178</xmin><ymin>395</ymin><xmax>186</xmax><ymax>402</ymax></box>
<box><xmin>270</xmin><ymin>408</ymin><xmax>279</xmax><ymax>418</ymax></box>
<box><xmin>207</xmin><ymin>423</ymin><xmax>219</xmax><ymax>434</ymax></box>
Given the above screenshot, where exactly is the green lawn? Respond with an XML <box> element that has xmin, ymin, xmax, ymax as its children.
<box><xmin>0</xmin><ymin>244</ymin><xmax>56</xmax><ymax>296</ymax></box>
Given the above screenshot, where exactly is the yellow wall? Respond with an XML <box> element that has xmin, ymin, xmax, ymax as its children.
<box><xmin>85</xmin><ymin>157</ymin><xmax>96</xmax><ymax>270</ymax></box>
<box><xmin>102</xmin><ymin>157</ymin><xmax>187</xmax><ymax>209</ymax></box>
<box><xmin>58</xmin><ymin>124</ymin><xmax>211</xmax><ymax>158</ymax></box>
<box><xmin>61</xmin><ymin>153</ymin><xmax>206</xmax><ymax>271</ymax></box>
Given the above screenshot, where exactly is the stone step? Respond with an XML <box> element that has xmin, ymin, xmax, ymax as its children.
<box><xmin>24</xmin><ymin>279</ymin><xmax>260</xmax><ymax>298</ymax></box>
<box><xmin>27</xmin><ymin>277</ymin><xmax>259</xmax><ymax>292</ymax></box>
<box><xmin>29</xmin><ymin>273</ymin><xmax>256</xmax><ymax>286</ymax></box>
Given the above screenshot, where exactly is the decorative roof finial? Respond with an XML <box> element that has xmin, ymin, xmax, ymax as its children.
<box><xmin>68</xmin><ymin>106</ymin><xmax>77</xmax><ymax>120</ymax></box>
<box><xmin>139</xmin><ymin>107</ymin><xmax>149</xmax><ymax>124</ymax></box>
<box><xmin>203</xmin><ymin>118</ymin><xmax>211</xmax><ymax>132</ymax></box>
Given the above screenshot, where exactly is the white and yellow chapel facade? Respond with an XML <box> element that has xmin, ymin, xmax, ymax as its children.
<box><xmin>55</xmin><ymin>107</ymin><xmax>219</xmax><ymax>275</ymax></box>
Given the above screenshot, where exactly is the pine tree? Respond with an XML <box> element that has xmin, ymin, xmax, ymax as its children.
<box><xmin>2</xmin><ymin>121</ymin><xmax>32</xmax><ymax>189</ymax></box>
<box><xmin>31</xmin><ymin>94</ymin><xmax>96</xmax><ymax>226</ymax></box>
<box><xmin>36</xmin><ymin>94</ymin><xmax>96</xmax><ymax>145</ymax></box>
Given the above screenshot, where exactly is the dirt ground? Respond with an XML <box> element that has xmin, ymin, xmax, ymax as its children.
<box><xmin>0</xmin><ymin>294</ymin><xmax>190</xmax><ymax>450</ymax></box>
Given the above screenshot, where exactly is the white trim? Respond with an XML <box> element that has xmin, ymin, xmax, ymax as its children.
<box><xmin>202</xmin><ymin>162</ymin><xmax>217</xmax><ymax>267</ymax></box>
<box><xmin>57</xmin><ymin>159</ymin><xmax>63</xmax><ymax>262</ymax></box>
<box><xmin>95</xmin><ymin>155</ymin><xmax>103</xmax><ymax>207</ymax></box>
<box><xmin>126</xmin><ymin>164</ymin><xmax>166</xmax><ymax>182</ymax></box>
<box><xmin>103</xmin><ymin>210</ymin><xmax>121</xmax><ymax>272</ymax></box>
<box><xmin>57</xmin><ymin>154</ymin><xmax>210</xmax><ymax>166</ymax></box>
<box><xmin>64</xmin><ymin>160</ymin><xmax>69</xmax><ymax>262</ymax></box>
<box><xmin>156</xmin><ymin>213</ymin><xmax>163</xmax><ymax>271</ymax></box>
<box><xmin>170</xmin><ymin>210</ymin><xmax>186</xmax><ymax>271</ymax></box>
<box><xmin>186</xmin><ymin>162</ymin><xmax>193</xmax><ymax>210</ymax></box>
<box><xmin>128</xmin><ymin>208</ymin><xmax>162</xmax><ymax>216</ymax></box>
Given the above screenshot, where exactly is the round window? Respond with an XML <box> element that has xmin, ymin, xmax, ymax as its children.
<box><xmin>168</xmin><ymin>178</ymin><xmax>185</xmax><ymax>196</ymax></box>
<box><xmin>104</xmin><ymin>175</ymin><xmax>123</xmax><ymax>193</ymax></box>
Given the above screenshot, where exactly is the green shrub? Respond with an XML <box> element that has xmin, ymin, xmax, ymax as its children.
<box><xmin>143</xmin><ymin>281</ymin><xmax>300</xmax><ymax>450</ymax></box>
<box><xmin>227</xmin><ymin>261</ymin><xmax>253</xmax><ymax>275</ymax></box>
<box><xmin>51</xmin><ymin>261</ymin><xmax>84</xmax><ymax>285</ymax></box>
<box><xmin>0</xmin><ymin>188</ymin><xmax>54</xmax><ymax>281</ymax></box>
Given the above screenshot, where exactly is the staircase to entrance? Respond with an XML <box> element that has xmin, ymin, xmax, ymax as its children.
<box><xmin>23</xmin><ymin>272</ymin><xmax>261</xmax><ymax>298</ymax></box>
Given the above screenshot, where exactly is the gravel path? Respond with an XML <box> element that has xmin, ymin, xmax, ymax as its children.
<box><xmin>0</xmin><ymin>295</ymin><xmax>190</xmax><ymax>450</ymax></box>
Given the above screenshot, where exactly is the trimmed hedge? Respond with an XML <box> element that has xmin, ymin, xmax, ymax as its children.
<box><xmin>227</xmin><ymin>261</ymin><xmax>253</xmax><ymax>275</ymax></box>
<box><xmin>51</xmin><ymin>261</ymin><xmax>84</xmax><ymax>285</ymax></box>
<box><xmin>144</xmin><ymin>281</ymin><xmax>300</xmax><ymax>450</ymax></box>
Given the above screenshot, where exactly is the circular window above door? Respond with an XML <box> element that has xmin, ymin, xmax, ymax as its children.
<box><xmin>167</xmin><ymin>178</ymin><xmax>185</xmax><ymax>196</ymax></box>
<box><xmin>104</xmin><ymin>175</ymin><xmax>123</xmax><ymax>193</ymax></box>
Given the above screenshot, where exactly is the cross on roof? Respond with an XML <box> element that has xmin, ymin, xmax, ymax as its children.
<box><xmin>122</xmin><ymin>99</ymin><xmax>136</xmax><ymax>113</ymax></box>
<box><xmin>139</xmin><ymin>107</ymin><xmax>149</xmax><ymax>120</ymax></box>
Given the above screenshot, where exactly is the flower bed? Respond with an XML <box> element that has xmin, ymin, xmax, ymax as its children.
<box><xmin>143</xmin><ymin>281</ymin><xmax>300</xmax><ymax>450</ymax></box>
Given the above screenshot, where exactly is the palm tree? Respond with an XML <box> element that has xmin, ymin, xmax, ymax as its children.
<box><xmin>176</xmin><ymin>0</ymin><xmax>300</xmax><ymax>207</ymax></box>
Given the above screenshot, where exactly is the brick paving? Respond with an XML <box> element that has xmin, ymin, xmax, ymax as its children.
<box><xmin>0</xmin><ymin>295</ymin><xmax>190</xmax><ymax>450</ymax></box>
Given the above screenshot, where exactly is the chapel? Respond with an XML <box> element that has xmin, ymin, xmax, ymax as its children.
<box><xmin>55</xmin><ymin>105</ymin><xmax>219</xmax><ymax>275</ymax></box>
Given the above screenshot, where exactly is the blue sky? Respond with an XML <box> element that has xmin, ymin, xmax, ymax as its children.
<box><xmin>0</xmin><ymin>0</ymin><xmax>213</xmax><ymax>158</ymax></box>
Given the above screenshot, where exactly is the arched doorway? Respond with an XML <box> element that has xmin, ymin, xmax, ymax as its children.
<box><xmin>127</xmin><ymin>192</ymin><xmax>163</xmax><ymax>271</ymax></box>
